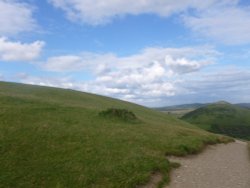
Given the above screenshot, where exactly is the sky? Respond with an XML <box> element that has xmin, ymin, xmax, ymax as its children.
<box><xmin>1</xmin><ymin>0</ymin><xmax>250</xmax><ymax>107</ymax></box>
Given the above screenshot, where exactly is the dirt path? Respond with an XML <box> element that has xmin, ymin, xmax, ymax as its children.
<box><xmin>166</xmin><ymin>140</ymin><xmax>250</xmax><ymax>188</ymax></box>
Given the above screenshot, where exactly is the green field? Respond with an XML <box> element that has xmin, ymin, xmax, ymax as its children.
<box><xmin>182</xmin><ymin>102</ymin><xmax>250</xmax><ymax>140</ymax></box>
<box><xmin>0</xmin><ymin>81</ymin><xmax>231</xmax><ymax>188</ymax></box>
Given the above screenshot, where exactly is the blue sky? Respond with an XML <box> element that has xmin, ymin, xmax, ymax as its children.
<box><xmin>1</xmin><ymin>0</ymin><xmax>250</xmax><ymax>107</ymax></box>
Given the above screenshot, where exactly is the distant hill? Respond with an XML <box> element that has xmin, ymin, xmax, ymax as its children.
<box><xmin>181</xmin><ymin>102</ymin><xmax>250</xmax><ymax>140</ymax></box>
<box><xmin>236</xmin><ymin>103</ymin><xmax>250</xmax><ymax>109</ymax></box>
<box><xmin>154</xmin><ymin>103</ymin><xmax>207</xmax><ymax>111</ymax></box>
<box><xmin>154</xmin><ymin>103</ymin><xmax>209</xmax><ymax>118</ymax></box>
<box><xmin>0</xmin><ymin>81</ymin><xmax>230</xmax><ymax>188</ymax></box>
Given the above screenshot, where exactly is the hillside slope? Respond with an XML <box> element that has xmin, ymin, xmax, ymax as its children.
<box><xmin>182</xmin><ymin>102</ymin><xmax>250</xmax><ymax>140</ymax></box>
<box><xmin>0</xmin><ymin>81</ymin><xmax>230</xmax><ymax>188</ymax></box>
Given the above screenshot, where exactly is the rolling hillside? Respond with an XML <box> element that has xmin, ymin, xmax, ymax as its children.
<box><xmin>182</xmin><ymin>102</ymin><xmax>250</xmax><ymax>140</ymax></box>
<box><xmin>0</xmin><ymin>81</ymin><xmax>231</xmax><ymax>188</ymax></box>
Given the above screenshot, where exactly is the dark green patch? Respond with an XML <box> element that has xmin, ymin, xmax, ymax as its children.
<box><xmin>99</xmin><ymin>108</ymin><xmax>138</xmax><ymax>122</ymax></box>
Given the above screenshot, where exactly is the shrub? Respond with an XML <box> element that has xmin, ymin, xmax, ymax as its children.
<box><xmin>99</xmin><ymin>108</ymin><xmax>137</xmax><ymax>122</ymax></box>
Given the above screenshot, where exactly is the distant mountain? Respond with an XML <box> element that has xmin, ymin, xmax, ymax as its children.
<box><xmin>236</xmin><ymin>103</ymin><xmax>250</xmax><ymax>109</ymax></box>
<box><xmin>181</xmin><ymin>102</ymin><xmax>250</xmax><ymax>140</ymax></box>
<box><xmin>154</xmin><ymin>103</ymin><xmax>207</xmax><ymax>111</ymax></box>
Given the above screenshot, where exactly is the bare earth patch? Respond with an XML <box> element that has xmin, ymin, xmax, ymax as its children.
<box><xmin>166</xmin><ymin>140</ymin><xmax>250</xmax><ymax>188</ymax></box>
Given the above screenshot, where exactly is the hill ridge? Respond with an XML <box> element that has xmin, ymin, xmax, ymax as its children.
<box><xmin>181</xmin><ymin>102</ymin><xmax>250</xmax><ymax>140</ymax></box>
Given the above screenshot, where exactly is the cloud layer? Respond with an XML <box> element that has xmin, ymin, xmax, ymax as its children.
<box><xmin>0</xmin><ymin>37</ymin><xmax>45</xmax><ymax>61</ymax></box>
<box><xmin>49</xmin><ymin>0</ymin><xmax>250</xmax><ymax>45</ymax></box>
<box><xmin>41</xmin><ymin>46</ymin><xmax>217</xmax><ymax>72</ymax></box>
<box><xmin>35</xmin><ymin>46</ymin><xmax>217</xmax><ymax>105</ymax></box>
<box><xmin>0</xmin><ymin>0</ymin><xmax>36</xmax><ymax>35</ymax></box>
<box><xmin>184</xmin><ymin>1</ymin><xmax>250</xmax><ymax>44</ymax></box>
<box><xmin>48</xmin><ymin>0</ymin><xmax>217</xmax><ymax>25</ymax></box>
<box><xmin>15</xmin><ymin>67</ymin><xmax>250</xmax><ymax>107</ymax></box>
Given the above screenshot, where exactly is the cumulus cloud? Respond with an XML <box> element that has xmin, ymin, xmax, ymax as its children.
<box><xmin>48</xmin><ymin>0</ymin><xmax>250</xmax><ymax>45</ymax></box>
<box><xmin>42</xmin><ymin>52</ymin><xmax>116</xmax><ymax>72</ymax></box>
<box><xmin>42</xmin><ymin>55</ymin><xmax>84</xmax><ymax>72</ymax></box>
<box><xmin>0</xmin><ymin>37</ymin><xmax>45</xmax><ymax>61</ymax></box>
<box><xmin>48</xmin><ymin>0</ymin><xmax>218</xmax><ymax>25</ymax></box>
<box><xmin>41</xmin><ymin>46</ymin><xmax>216</xmax><ymax>73</ymax></box>
<box><xmin>16</xmin><ymin>72</ymin><xmax>76</xmax><ymax>89</ymax></box>
<box><xmin>14</xmin><ymin>67</ymin><xmax>250</xmax><ymax>106</ymax></box>
<box><xmin>165</xmin><ymin>55</ymin><xmax>212</xmax><ymax>74</ymax></box>
<box><xmin>174</xmin><ymin>68</ymin><xmax>250</xmax><ymax>105</ymax></box>
<box><xmin>0</xmin><ymin>0</ymin><xmax>37</xmax><ymax>35</ymax></box>
<box><xmin>183</xmin><ymin>1</ymin><xmax>250</xmax><ymax>44</ymax></box>
<box><xmin>183</xmin><ymin>68</ymin><xmax>250</xmax><ymax>93</ymax></box>
<box><xmin>38</xmin><ymin>46</ymin><xmax>216</xmax><ymax>105</ymax></box>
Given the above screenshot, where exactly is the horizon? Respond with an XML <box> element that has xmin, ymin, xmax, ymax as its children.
<box><xmin>1</xmin><ymin>80</ymin><xmax>248</xmax><ymax>108</ymax></box>
<box><xmin>1</xmin><ymin>0</ymin><xmax>250</xmax><ymax>106</ymax></box>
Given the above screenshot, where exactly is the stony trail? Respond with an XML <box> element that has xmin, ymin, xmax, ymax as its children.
<box><xmin>166</xmin><ymin>140</ymin><xmax>250</xmax><ymax>188</ymax></box>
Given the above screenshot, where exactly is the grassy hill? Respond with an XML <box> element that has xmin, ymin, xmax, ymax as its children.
<box><xmin>0</xmin><ymin>81</ymin><xmax>231</xmax><ymax>188</ymax></box>
<box><xmin>182</xmin><ymin>102</ymin><xmax>250</xmax><ymax>140</ymax></box>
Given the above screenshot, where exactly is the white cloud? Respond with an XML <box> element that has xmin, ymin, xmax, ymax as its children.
<box><xmin>42</xmin><ymin>52</ymin><xmax>116</xmax><ymax>72</ymax></box>
<box><xmin>183</xmin><ymin>1</ymin><xmax>250</xmax><ymax>44</ymax></box>
<box><xmin>13</xmin><ymin>66</ymin><xmax>250</xmax><ymax>107</ymax></box>
<box><xmin>0</xmin><ymin>73</ymin><xmax>4</xmax><ymax>80</ymax></box>
<box><xmin>42</xmin><ymin>55</ymin><xmax>84</xmax><ymax>72</ymax></box>
<box><xmin>0</xmin><ymin>37</ymin><xmax>45</xmax><ymax>61</ymax></box>
<box><xmin>48</xmin><ymin>0</ymin><xmax>217</xmax><ymax>25</ymax></box>
<box><xmin>165</xmin><ymin>55</ymin><xmax>212</xmax><ymax>74</ymax></box>
<box><xmin>41</xmin><ymin>46</ymin><xmax>216</xmax><ymax>73</ymax></box>
<box><xmin>176</xmin><ymin>67</ymin><xmax>250</xmax><ymax>104</ymax></box>
<box><xmin>16</xmin><ymin>73</ymin><xmax>76</xmax><ymax>89</ymax></box>
<box><xmin>48</xmin><ymin>0</ymin><xmax>250</xmax><ymax>45</ymax></box>
<box><xmin>38</xmin><ymin>46</ymin><xmax>216</xmax><ymax>105</ymax></box>
<box><xmin>0</xmin><ymin>0</ymin><xmax>37</xmax><ymax>35</ymax></box>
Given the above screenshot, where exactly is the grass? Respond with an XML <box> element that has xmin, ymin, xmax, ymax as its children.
<box><xmin>0</xmin><ymin>81</ymin><xmax>232</xmax><ymax>188</ymax></box>
<box><xmin>182</xmin><ymin>103</ymin><xmax>250</xmax><ymax>140</ymax></box>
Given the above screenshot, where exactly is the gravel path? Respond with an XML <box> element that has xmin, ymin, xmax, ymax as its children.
<box><xmin>166</xmin><ymin>140</ymin><xmax>250</xmax><ymax>188</ymax></box>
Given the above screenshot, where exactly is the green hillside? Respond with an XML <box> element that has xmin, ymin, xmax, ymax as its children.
<box><xmin>182</xmin><ymin>102</ymin><xmax>250</xmax><ymax>140</ymax></box>
<box><xmin>0</xmin><ymin>81</ymin><xmax>231</xmax><ymax>188</ymax></box>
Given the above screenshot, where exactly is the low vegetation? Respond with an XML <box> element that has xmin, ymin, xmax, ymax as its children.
<box><xmin>99</xmin><ymin>108</ymin><xmax>138</xmax><ymax>122</ymax></box>
<box><xmin>0</xmin><ymin>81</ymin><xmax>232</xmax><ymax>188</ymax></box>
<box><xmin>182</xmin><ymin>102</ymin><xmax>250</xmax><ymax>140</ymax></box>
